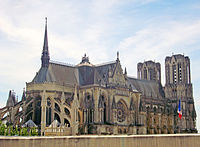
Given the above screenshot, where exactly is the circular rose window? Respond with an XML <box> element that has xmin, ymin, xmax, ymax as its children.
<box><xmin>117</xmin><ymin>101</ymin><xmax>126</xmax><ymax>122</ymax></box>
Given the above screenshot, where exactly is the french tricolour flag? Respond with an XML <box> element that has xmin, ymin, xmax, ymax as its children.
<box><xmin>177</xmin><ymin>99</ymin><xmax>182</xmax><ymax>119</ymax></box>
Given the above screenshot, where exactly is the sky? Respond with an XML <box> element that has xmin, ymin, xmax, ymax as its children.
<box><xmin>0</xmin><ymin>0</ymin><xmax>200</xmax><ymax>131</ymax></box>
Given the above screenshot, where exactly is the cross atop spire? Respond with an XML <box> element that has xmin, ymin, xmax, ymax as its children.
<box><xmin>41</xmin><ymin>17</ymin><xmax>50</xmax><ymax>68</ymax></box>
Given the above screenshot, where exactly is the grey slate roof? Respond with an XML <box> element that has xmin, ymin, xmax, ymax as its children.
<box><xmin>23</xmin><ymin>120</ymin><xmax>37</xmax><ymax>127</ymax></box>
<box><xmin>127</xmin><ymin>77</ymin><xmax>165</xmax><ymax>99</ymax></box>
<box><xmin>32</xmin><ymin>59</ymin><xmax>164</xmax><ymax>100</ymax></box>
<box><xmin>32</xmin><ymin>62</ymin><xmax>78</xmax><ymax>85</ymax></box>
<box><xmin>32</xmin><ymin>60</ymin><xmax>117</xmax><ymax>86</ymax></box>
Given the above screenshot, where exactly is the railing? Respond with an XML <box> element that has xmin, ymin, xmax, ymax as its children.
<box><xmin>45</xmin><ymin>126</ymin><xmax>72</xmax><ymax>136</ymax></box>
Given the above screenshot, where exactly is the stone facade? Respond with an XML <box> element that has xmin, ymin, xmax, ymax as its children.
<box><xmin>0</xmin><ymin>19</ymin><xmax>197</xmax><ymax>135</ymax></box>
<box><xmin>165</xmin><ymin>54</ymin><xmax>196</xmax><ymax>133</ymax></box>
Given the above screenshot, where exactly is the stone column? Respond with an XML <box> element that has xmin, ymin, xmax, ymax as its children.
<box><xmin>41</xmin><ymin>90</ymin><xmax>47</xmax><ymax>136</ymax></box>
<box><xmin>113</xmin><ymin>109</ymin><xmax>117</xmax><ymax>124</ymax></box>
<box><xmin>94</xmin><ymin>88</ymin><xmax>99</xmax><ymax>123</ymax></box>
<box><xmin>72</xmin><ymin>85</ymin><xmax>79</xmax><ymax>135</ymax></box>
<box><xmin>158</xmin><ymin>113</ymin><xmax>161</xmax><ymax>134</ymax></box>
<box><xmin>60</xmin><ymin>92</ymin><xmax>65</xmax><ymax>125</ymax></box>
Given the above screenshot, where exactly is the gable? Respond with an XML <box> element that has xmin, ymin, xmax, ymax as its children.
<box><xmin>111</xmin><ymin>61</ymin><xmax>126</xmax><ymax>85</ymax></box>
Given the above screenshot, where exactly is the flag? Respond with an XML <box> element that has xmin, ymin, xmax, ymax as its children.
<box><xmin>177</xmin><ymin>99</ymin><xmax>182</xmax><ymax>119</ymax></box>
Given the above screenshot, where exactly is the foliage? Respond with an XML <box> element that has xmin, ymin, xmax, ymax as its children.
<box><xmin>0</xmin><ymin>121</ymin><xmax>39</xmax><ymax>136</ymax></box>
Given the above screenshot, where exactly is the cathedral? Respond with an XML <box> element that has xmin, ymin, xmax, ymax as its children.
<box><xmin>1</xmin><ymin>19</ymin><xmax>197</xmax><ymax>135</ymax></box>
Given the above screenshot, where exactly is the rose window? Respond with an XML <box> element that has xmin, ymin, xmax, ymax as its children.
<box><xmin>117</xmin><ymin>101</ymin><xmax>126</xmax><ymax>122</ymax></box>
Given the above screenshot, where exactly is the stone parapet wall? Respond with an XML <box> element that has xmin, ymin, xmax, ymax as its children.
<box><xmin>1</xmin><ymin>134</ymin><xmax>200</xmax><ymax>147</ymax></box>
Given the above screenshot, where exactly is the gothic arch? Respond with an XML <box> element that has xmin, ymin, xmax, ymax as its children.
<box><xmin>101</xmin><ymin>91</ymin><xmax>108</xmax><ymax>102</ymax></box>
<box><xmin>46</xmin><ymin>97</ymin><xmax>52</xmax><ymax>126</ymax></box>
<box><xmin>64</xmin><ymin>118</ymin><xmax>70</xmax><ymax>127</ymax></box>
<box><xmin>118</xmin><ymin>99</ymin><xmax>128</xmax><ymax>109</ymax></box>
<box><xmin>64</xmin><ymin>107</ymin><xmax>71</xmax><ymax>118</ymax></box>
<box><xmin>34</xmin><ymin>95</ymin><xmax>41</xmax><ymax>125</ymax></box>
<box><xmin>99</xmin><ymin>93</ymin><xmax>108</xmax><ymax>123</ymax></box>
<box><xmin>83</xmin><ymin>92</ymin><xmax>94</xmax><ymax>124</ymax></box>
<box><xmin>54</xmin><ymin>102</ymin><xmax>61</xmax><ymax>113</ymax></box>
<box><xmin>64</xmin><ymin>116</ymin><xmax>71</xmax><ymax>124</ymax></box>
<box><xmin>63</xmin><ymin>104</ymin><xmax>71</xmax><ymax>113</ymax></box>
<box><xmin>54</xmin><ymin>112</ymin><xmax>61</xmax><ymax>123</ymax></box>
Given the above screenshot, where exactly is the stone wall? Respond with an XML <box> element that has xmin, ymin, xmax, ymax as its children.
<box><xmin>1</xmin><ymin>134</ymin><xmax>200</xmax><ymax>147</ymax></box>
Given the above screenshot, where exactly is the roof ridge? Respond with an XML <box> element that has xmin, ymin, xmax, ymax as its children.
<box><xmin>50</xmin><ymin>60</ymin><xmax>75</xmax><ymax>67</ymax></box>
<box><xmin>128</xmin><ymin>76</ymin><xmax>159</xmax><ymax>84</ymax></box>
<box><xmin>95</xmin><ymin>61</ymin><xmax>116</xmax><ymax>67</ymax></box>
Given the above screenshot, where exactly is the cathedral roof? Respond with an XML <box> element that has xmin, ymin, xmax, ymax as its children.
<box><xmin>32</xmin><ymin>55</ymin><xmax>164</xmax><ymax>98</ymax></box>
<box><xmin>32</xmin><ymin>61</ymin><xmax>78</xmax><ymax>85</ymax></box>
<box><xmin>32</xmin><ymin>59</ymin><xmax>118</xmax><ymax>87</ymax></box>
<box><xmin>127</xmin><ymin>77</ymin><xmax>165</xmax><ymax>99</ymax></box>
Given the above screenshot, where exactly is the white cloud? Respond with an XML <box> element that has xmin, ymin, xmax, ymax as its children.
<box><xmin>118</xmin><ymin>20</ymin><xmax>200</xmax><ymax>81</ymax></box>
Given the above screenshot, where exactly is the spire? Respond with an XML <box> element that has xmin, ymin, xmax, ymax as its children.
<box><xmin>124</xmin><ymin>67</ymin><xmax>127</xmax><ymax>75</ymax></box>
<box><xmin>22</xmin><ymin>88</ymin><xmax>26</xmax><ymax>101</ymax></box>
<box><xmin>41</xmin><ymin>17</ymin><xmax>50</xmax><ymax>68</ymax></box>
<box><xmin>6</xmin><ymin>90</ymin><xmax>16</xmax><ymax>107</ymax></box>
<box><xmin>116</xmin><ymin>51</ymin><xmax>119</xmax><ymax>61</ymax></box>
<box><xmin>111</xmin><ymin>96</ymin><xmax>117</xmax><ymax>109</ymax></box>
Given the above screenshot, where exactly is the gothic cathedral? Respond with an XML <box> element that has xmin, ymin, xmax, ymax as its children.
<box><xmin>2</xmin><ymin>19</ymin><xmax>197</xmax><ymax>135</ymax></box>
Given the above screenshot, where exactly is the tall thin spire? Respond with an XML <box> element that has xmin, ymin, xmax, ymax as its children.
<box><xmin>116</xmin><ymin>51</ymin><xmax>120</xmax><ymax>62</ymax></box>
<box><xmin>41</xmin><ymin>17</ymin><xmax>50</xmax><ymax>67</ymax></box>
<box><xmin>124</xmin><ymin>67</ymin><xmax>127</xmax><ymax>75</ymax></box>
<box><xmin>22</xmin><ymin>88</ymin><xmax>26</xmax><ymax>101</ymax></box>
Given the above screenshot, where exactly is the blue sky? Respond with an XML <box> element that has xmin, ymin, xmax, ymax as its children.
<box><xmin>0</xmin><ymin>0</ymin><xmax>200</xmax><ymax>131</ymax></box>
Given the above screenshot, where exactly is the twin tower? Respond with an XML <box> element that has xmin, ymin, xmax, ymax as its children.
<box><xmin>137</xmin><ymin>54</ymin><xmax>192</xmax><ymax>99</ymax></box>
<box><xmin>137</xmin><ymin>54</ymin><xmax>196</xmax><ymax>132</ymax></box>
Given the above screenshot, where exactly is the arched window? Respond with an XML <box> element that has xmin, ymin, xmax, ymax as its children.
<box><xmin>172</xmin><ymin>64</ymin><xmax>177</xmax><ymax>84</ymax></box>
<box><xmin>54</xmin><ymin>113</ymin><xmax>61</xmax><ymax>123</ymax></box>
<box><xmin>55</xmin><ymin>103</ymin><xmax>61</xmax><ymax>112</ymax></box>
<box><xmin>154</xmin><ymin>107</ymin><xmax>157</xmax><ymax>113</ymax></box>
<box><xmin>100</xmin><ymin>95</ymin><xmax>106</xmax><ymax>123</ymax></box>
<box><xmin>64</xmin><ymin>107</ymin><xmax>70</xmax><ymax>117</ymax></box>
<box><xmin>85</xmin><ymin>93</ymin><xmax>94</xmax><ymax>124</ymax></box>
<box><xmin>144</xmin><ymin>68</ymin><xmax>147</xmax><ymax>79</ymax></box>
<box><xmin>34</xmin><ymin>96</ymin><xmax>41</xmax><ymax>125</ymax></box>
<box><xmin>46</xmin><ymin>98</ymin><xmax>52</xmax><ymax>126</ymax></box>
<box><xmin>64</xmin><ymin>119</ymin><xmax>70</xmax><ymax>127</ymax></box>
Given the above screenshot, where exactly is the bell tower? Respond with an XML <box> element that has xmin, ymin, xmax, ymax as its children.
<box><xmin>137</xmin><ymin>60</ymin><xmax>161</xmax><ymax>83</ymax></box>
<box><xmin>164</xmin><ymin>54</ymin><xmax>196</xmax><ymax>133</ymax></box>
